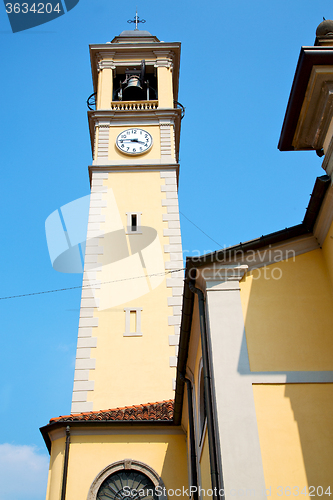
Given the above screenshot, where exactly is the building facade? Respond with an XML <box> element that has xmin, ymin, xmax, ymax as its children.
<box><xmin>176</xmin><ymin>18</ymin><xmax>333</xmax><ymax>500</ymax></box>
<box><xmin>41</xmin><ymin>21</ymin><xmax>333</xmax><ymax>500</ymax></box>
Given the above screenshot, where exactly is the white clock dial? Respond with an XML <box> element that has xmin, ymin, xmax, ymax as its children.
<box><xmin>116</xmin><ymin>128</ymin><xmax>153</xmax><ymax>155</ymax></box>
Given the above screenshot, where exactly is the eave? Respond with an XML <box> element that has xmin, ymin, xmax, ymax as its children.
<box><xmin>40</xmin><ymin>419</ymin><xmax>177</xmax><ymax>455</ymax></box>
<box><xmin>278</xmin><ymin>46</ymin><xmax>333</xmax><ymax>151</ymax></box>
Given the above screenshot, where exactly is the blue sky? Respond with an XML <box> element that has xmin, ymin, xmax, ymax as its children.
<box><xmin>0</xmin><ymin>1</ymin><xmax>331</xmax><ymax>498</ymax></box>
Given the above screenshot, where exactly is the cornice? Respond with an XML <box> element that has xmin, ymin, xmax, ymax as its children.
<box><xmin>321</xmin><ymin>135</ymin><xmax>333</xmax><ymax>176</ymax></box>
<box><xmin>88</xmin><ymin>108</ymin><xmax>181</xmax><ymax>122</ymax></box>
<box><xmin>153</xmin><ymin>50</ymin><xmax>174</xmax><ymax>68</ymax></box>
<box><xmin>196</xmin><ymin>264</ymin><xmax>249</xmax><ymax>292</ymax></box>
<box><xmin>292</xmin><ymin>66</ymin><xmax>333</xmax><ymax>150</ymax></box>
<box><xmin>90</xmin><ymin>42</ymin><xmax>181</xmax><ymax>52</ymax></box>
<box><xmin>97</xmin><ymin>60</ymin><xmax>116</xmax><ymax>72</ymax></box>
<box><xmin>279</xmin><ymin>46</ymin><xmax>333</xmax><ymax>151</ymax></box>
<box><xmin>40</xmin><ymin>420</ymin><xmax>178</xmax><ymax>453</ymax></box>
<box><xmin>88</xmin><ymin>163</ymin><xmax>180</xmax><ymax>185</ymax></box>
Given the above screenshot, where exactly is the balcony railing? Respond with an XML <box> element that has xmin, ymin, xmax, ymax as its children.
<box><xmin>111</xmin><ymin>100</ymin><xmax>158</xmax><ymax>111</ymax></box>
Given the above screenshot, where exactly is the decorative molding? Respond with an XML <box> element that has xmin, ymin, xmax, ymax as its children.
<box><xmin>313</xmin><ymin>183</ymin><xmax>333</xmax><ymax>245</ymax></box>
<box><xmin>89</xmin><ymin>108</ymin><xmax>181</xmax><ymax>123</ymax></box>
<box><xmin>96</xmin><ymin>123</ymin><xmax>110</xmax><ymax>160</ymax></box>
<box><xmin>95</xmin><ymin>51</ymin><xmax>116</xmax><ymax>73</ymax></box>
<box><xmin>322</xmin><ymin>134</ymin><xmax>333</xmax><ymax>176</ymax></box>
<box><xmin>160</xmin><ymin>170</ymin><xmax>183</xmax><ymax>385</ymax></box>
<box><xmin>160</xmin><ymin>120</ymin><xmax>173</xmax><ymax>161</ymax></box>
<box><xmin>97</xmin><ymin>60</ymin><xmax>116</xmax><ymax>72</ymax></box>
<box><xmin>87</xmin><ymin>459</ymin><xmax>167</xmax><ymax>500</ymax></box>
<box><xmin>250</xmin><ymin>371</ymin><xmax>333</xmax><ymax>383</ymax></box>
<box><xmin>111</xmin><ymin>101</ymin><xmax>158</xmax><ymax>111</ymax></box>
<box><xmin>153</xmin><ymin>50</ymin><xmax>174</xmax><ymax>69</ymax></box>
<box><xmin>71</xmin><ymin>172</ymin><xmax>108</xmax><ymax>414</ymax></box>
<box><xmin>197</xmin><ymin>265</ymin><xmax>248</xmax><ymax>292</ymax></box>
<box><xmin>92</xmin><ymin>159</ymin><xmax>179</xmax><ymax>167</ymax></box>
<box><xmin>293</xmin><ymin>66</ymin><xmax>333</xmax><ymax>150</ymax></box>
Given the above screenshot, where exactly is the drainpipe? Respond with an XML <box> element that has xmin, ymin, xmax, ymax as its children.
<box><xmin>189</xmin><ymin>283</ymin><xmax>223</xmax><ymax>500</ymax></box>
<box><xmin>61</xmin><ymin>426</ymin><xmax>71</xmax><ymax>500</ymax></box>
<box><xmin>179</xmin><ymin>373</ymin><xmax>199</xmax><ymax>500</ymax></box>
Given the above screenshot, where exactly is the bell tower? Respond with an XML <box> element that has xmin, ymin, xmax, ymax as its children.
<box><xmin>71</xmin><ymin>27</ymin><xmax>183</xmax><ymax>414</ymax></box>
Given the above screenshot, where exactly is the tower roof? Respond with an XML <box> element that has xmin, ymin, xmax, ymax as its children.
<box><xmin>316</xmin><ymin>19</ymin><xmax>333</xmax><ymax>37</ymax></box>
<box><xmin>111</xmin><ymin>29</ymin><xmax>160</xmax><ymax>43</ymax></box>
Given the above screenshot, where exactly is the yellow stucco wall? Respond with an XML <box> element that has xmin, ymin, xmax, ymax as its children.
<box><xmin>199</xmin><ymin>430</ymin><xmax>212</xmax><ymax>498</ymax></box>
<box><xmin>98</xmin><ymin>68</ymin><xmax>113</xmax><ymax>109</ymax></box>
<box><xmin>253</xmin><ymin>384</ymin><xmax>333</xmax><ymax>499</ymax></box>
<box><xmin>193</xmin><ymin>334</ymin><xmax>202</xmax><ymax>431</ymax></box>
<box><xmin>322</xmin><ymin>220</ymin><xmax>333</xmax><ymax>289</ymax></box>
<box><xmin>46</xmin><ymin>436</ymin><xmax>66</xmax><ymax>500</ymax></box>
<box><xmin>240</xmin><ymin>249</ymin><xmax>333</xmax><ymax>371</ymax></box>
<box><xmin>48</xmin><ymin>428</ymin><xmax>188</xmax><ymax>500</ymax></box>
<box><xmin>89</xmin><ymin>170</ymin><xmax>176</xmax><ymax>410</ymax></box>
<box><xmin>191</xmin><ymin>319</ymin><xmax>212</xmax><ymax>497</ymax></box>
<box><xmin>157</xmin><ymin>66</ymin><xmax>174</xmax><ymax>108</ymax></box>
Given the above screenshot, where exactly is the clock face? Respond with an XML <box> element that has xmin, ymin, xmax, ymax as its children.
<box><xmin>116</xmin><ymin>128</ymin><xmax>153</xmax><ymax>155</ymax></box>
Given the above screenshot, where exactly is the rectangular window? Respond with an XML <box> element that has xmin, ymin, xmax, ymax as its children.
<box><xmin>129</xmin><ymin>310</ymin><xmax>136</xmax><ymax>332</ymax></box>
<box><xmin>126</xmin><ymin>212</ymin><xmax>142</xmax><ymax>234</ymax></box>
<box><xmin>124</xmin><ymin>308</ymin><xmax>143</xmax><ymax>336</ymax></box>
<box><xmin>131</xmin><ymin>214</ymin><xmax>137</xmax><ymax>232</ymax></box>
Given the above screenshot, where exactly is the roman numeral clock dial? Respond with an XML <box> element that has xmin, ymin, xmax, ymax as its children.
<box><xmin>116</xmin><ymin>128</ymin><xmax>153</xmax><ymax>155</ymax></box>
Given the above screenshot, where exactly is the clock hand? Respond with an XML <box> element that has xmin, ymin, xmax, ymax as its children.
<box><xmin>120</xmin><ymin>139</ymin><xmax>146</xmax><ymax>145</ymax></box>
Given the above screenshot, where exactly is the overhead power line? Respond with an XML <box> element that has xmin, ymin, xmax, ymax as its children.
<box><xmin>1</xmin><ymin>212</ymin><xmax>222</xmax><ymax>302</ymax></box>
<box><xmin>0</xmin><ymin>268</ymin><xmax>185</xmax><ymax>301</ymax></box>
<box><xmin>180</xmin><ymin>211</ymin><xmax>223</xmax><ymax>248</ymax></box>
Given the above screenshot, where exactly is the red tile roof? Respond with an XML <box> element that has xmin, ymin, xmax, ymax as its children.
<box><xmin>49</xmin><ymin>399</ymin><xmax>174</xmax><ymax>424</ymax></box>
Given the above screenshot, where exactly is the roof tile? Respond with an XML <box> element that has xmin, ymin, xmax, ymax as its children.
<box><xmin>49</xmin><ymin>399</ymin><xmax>174</xmax><ymax>424</ymax></box>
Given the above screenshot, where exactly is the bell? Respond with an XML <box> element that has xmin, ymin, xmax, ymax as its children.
<box><xmin>122</xmin><ymin>75</ymin><xmax>144</xmax><ymax>101</ymax></box>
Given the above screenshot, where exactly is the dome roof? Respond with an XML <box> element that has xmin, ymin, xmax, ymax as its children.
<box><xmin>316</xmin><ymin>19</ymin><xmax>333</xmax><ymax>37</ymax></box>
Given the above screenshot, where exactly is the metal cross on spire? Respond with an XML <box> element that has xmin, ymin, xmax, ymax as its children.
<box><xmin>127</xmin><ymin>9</ymin><xmax>146</xmax><ymax>30</ymax></box>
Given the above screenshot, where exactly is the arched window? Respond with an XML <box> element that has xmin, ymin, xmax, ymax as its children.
<box><xmin>97</xmin><ymin>469</ymin><xmax>156</xmax><ymax>500</ymax></box>
<box><xmin>88</xmin><ymin>460</ymin><xmax>167</xmax><ymax>500</ymax></box>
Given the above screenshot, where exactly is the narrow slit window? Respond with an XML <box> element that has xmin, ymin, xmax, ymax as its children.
<box><xmin>129</xmin><ymin>310</ymin><xmax>136</xmax><ymax>333</ymax></box>
<box><xmin>131</xmin><ymin>214</ymin><xmax>137</xmax><ymax>232</ymax></box>
<box><xmin>124</xmin><ymin>308</ymin><xmax>142</xmax><ymax>336</ymax></box>
<box><xmin>126</xmin><ymin>212</ymin><xmax>142</xmax><ymax>234</ymax></box>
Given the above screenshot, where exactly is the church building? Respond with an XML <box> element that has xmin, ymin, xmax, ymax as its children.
<box><xmin>41</xmin><ymin>20</ymin><xmax>333</xmax><ymax>500</ymax></box>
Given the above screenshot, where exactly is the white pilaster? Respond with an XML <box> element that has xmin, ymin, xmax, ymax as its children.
<box><xmin>202</xmin><ymin>265</ymin><xmax>267</xmax><ymax>500</ymax></box>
